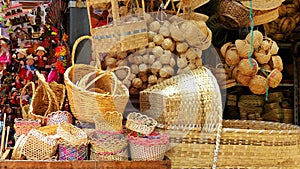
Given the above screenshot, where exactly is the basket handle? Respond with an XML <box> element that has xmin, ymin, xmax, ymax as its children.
<box><xmin>20</xmin><ymin>81</ymin><xmax>35</xmax><ymax>111</ymax></box>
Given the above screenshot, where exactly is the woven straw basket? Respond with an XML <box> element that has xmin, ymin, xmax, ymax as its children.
<box><xmin>86</xmin><ymin>0</ymin><xmax>148</xmax><ymax>53</ymax></box>
<box><xmin>93</xmin><ymin>111</ymin><xmax>123</xmax><ymax>132</ymax></box>
<box><xmin>140</xmin><ymin>67</ymin><xmax>222</xmax><ymax>130</ymax></box>
<box><xmin>45</xmin><ymin>111</ymin><xmax>73</xmax><ymax>126</ymax></box>
<box><xmin>64</xmin><ymin>36</ymin><xmax>129</xmax><ymax>123</ymax></box>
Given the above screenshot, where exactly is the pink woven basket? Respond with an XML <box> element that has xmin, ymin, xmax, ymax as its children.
<box><xmin>128</xmin><ymin>132</ymin><xmax>169</xmax><ymax>161</ymax></box>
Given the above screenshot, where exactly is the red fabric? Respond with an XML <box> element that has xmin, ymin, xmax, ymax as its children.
<box><xmin>19</xmin><ymin>68</ymin><xmax>34</xmax><ymax>81</ymax></box>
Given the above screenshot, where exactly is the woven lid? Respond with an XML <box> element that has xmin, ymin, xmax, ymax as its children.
<box><xmin>239</xmin><ymin>0</ymin><xmax>282</xmax><ymax>10</ymax></box>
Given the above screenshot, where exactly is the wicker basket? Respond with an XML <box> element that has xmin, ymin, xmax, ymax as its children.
<box><xmin>58</xmin><ymin>142</ymin><xmax>88</xmax><ymax>161</ymax></box>
<box><xmin>218</xmin><ymin>0</ymin><xmax>249</xmax><ymax>29</ymax></box>
<box><xmin>25</xmin><ymin>71</ymin><xmax>61</xmax><ymax>124</ymax></box>
<box><xmin>217</xmin><ymin>120</ymin><xmax>300</xmax><ymax>168</ymax></box>
<box><xmin>57</xmin><ymin>123</ymin><xmax>88</xmax><ymax>145</ymax></box>
<box><xmin>128</xmin><ymin>132</ymin><xmax>169</xmax><ymax>161</ymax></box>
<box><xmin>20</xmin><ymin>82</ymin><xmax>35</xmax><ymax>119</ymax></box>
<box><xmin>86</xmin><ymin>0</ymin><xmax>148</xmax><ymax>53</ymax></box>
<box><xmin>64</xmin><ymin>39</ymin><xmax>129</xmax><ymax>123</ymax></box>
<box><xmin>20</xmin><ymin>129</ymin><xmax>58</xmax><ymax>160</ymax></box>
<box><xmin>126</xmin><ymin>112</ymin><xmax>157</xmax><ymax>135</ymax></box>
<box><xmin>93</xmin><ymin>111</ymin><xmax>123</xmax><ymax>133</ymax></box>
<box><xmin>14</xmin><ymin>118</ymin><xmax>41</xmax><ymax>136</ymax></box>
<box><xmin>89</xmin><ymin>130</ymin><xmax>128</xmax><ymax>161</ymax></box>
<box><xmin>45</xmin><ymin>111</ymin><xmax>73</xmax><ymax>126</ymax></box>
<box><xmin>140</xmin><ymin>67</ymin><xmax>222</xmax><ymax>130</ymax></box>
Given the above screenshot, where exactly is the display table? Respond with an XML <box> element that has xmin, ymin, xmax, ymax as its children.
<box><xmin>0</xmin><ymin>158</ymin><xmax>171</xmax><ymax>169</ymax></box>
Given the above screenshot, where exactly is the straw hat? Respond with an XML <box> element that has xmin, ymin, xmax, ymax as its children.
<box><xmin>268</xmin><ymin>69</ymin><xmax>282</xmax><ymax>88</ymax></box>
<box><xmin>239</xmin><ymin>0</ymin><xmax>282</xmax><ymax>10</ymax></box>
<box><xmin>36</xmin><ymin>46</ymin><xmax>47</xmax><ymax>53</ymax></box>
<box><xmin>26</xmin><ymin>54</ymin><xmax>34</xmax><ymax>60</ymax></box>
<box><xmin>249</xmin><ymin>75</ymin><xmax>268</xmax><ymax>95</ymax></box>
<box><xmin>16</xmin><ymin>48</ymin><xmax>27</xmax><ymax>56</ymax></box>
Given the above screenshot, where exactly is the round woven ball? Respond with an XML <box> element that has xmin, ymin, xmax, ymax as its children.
<box><xmin>270</xmin><ymin>55</ymin><xmax>283</xmax><ymax>71</ymax></box>
<box><xmin>238</xmin><ymin>58</ymin><xmax>259</xmax><ymax>76</ymax></box>
<box><xmin>236</xmin><ymin>71</ymin><xmax>252</xmax><ymax>86</ymax></box>
<box><xmin>268</xmin><ymin>69</ymin><xmax>282</xmax><ymax>88</ymax></box>
<box><xmin>249</xmin><ymin>75</ymin><xmax>268</xmax><ymax>94</ymax></box>
<box><xmin>254</xmin><ymin>49</ymin><xmax>271</xmax><ymax>64</ymax></box>
<box><xmin>235</xmin><ymin>39</ymin><xmax>253</xmax><ymax>58</ymax></box>
<box><xmin>225</xmin><ymin>46</ymin><xmax>240</xmax><ymax>66</ymax></box>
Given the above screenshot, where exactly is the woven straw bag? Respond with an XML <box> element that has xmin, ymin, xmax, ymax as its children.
<box><xmin>85</xmin><ymin>0</ymin><xmax>148</xmax><ymax>53</ymax></box>
<box><xmin>25</xmin><ymin>71</ymin><xmax>61</xmax><ymax>124</ymax></box>
<box><xmin>128</xmin><ymin>132</ymin><xmax>169</xmax><ymax>161</ymax></box>
<box><xmin>64</xmin><ymin>37</ymin><xmax>129</xmax><ymax>123</ymax></box>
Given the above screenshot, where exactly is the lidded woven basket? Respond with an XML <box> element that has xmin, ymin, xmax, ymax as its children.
<box><xmin>249</xmin><ymin>75</ymin><xmax>268</xmax><ymax>94</ymax></box>
<box><xmin>238</xmin><ymin>58</ymin><xmax>259</xmax><ymax>76</ymax></box>
<box><xmin>268</xmin><ymin>68</ymin><xmax>282</xmax><ymax>88</ymax></box>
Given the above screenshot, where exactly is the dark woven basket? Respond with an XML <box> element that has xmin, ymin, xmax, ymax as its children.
<box><xmin>218</xmin><ymin>0</ymin><xmax>250</xmax><ymax>29</ymax></box>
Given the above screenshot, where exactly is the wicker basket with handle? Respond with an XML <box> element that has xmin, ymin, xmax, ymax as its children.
<box><xmin>64</xmin><ymin>36</ymin><xmax>129</xmax><ymax>123</ymax></box>
<box><xmin>85</xmin><ymin>0</ymin><xmax>148</xmax><ymax>53</ymax></box>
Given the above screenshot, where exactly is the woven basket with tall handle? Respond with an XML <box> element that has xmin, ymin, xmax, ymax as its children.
<box><xmin>64</xmin><ymin>36</ymin><xmax>129</xmax><ymax>123</ymax></box>
<box><xmin>85</xmin><ymin>0</ymin><xmax>148</xmax><ymax>53</ymax></box>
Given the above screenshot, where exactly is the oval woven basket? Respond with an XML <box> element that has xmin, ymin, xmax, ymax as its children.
<box><xmin>64</xmin><ymin>36</ymin><xmax>129</xmax><ymax>123</ymax></box>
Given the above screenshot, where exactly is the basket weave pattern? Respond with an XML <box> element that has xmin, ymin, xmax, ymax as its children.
<box><xmin>126</xmin><ymin>112</ymin><xmax>157</xmax><ymax>135</ymax></box>
<box><xmin>58</xmin><ymin>143</ymin><xmax>88</xmax><ymax>161</ymax></box>
<box><xmin>14</xmin><ymin>118</ymin><xmax>41</xmax><ymax>136</ymax></box>
<box><xmin>46</xmin><ymin>111</ymin><xmax>73</xmax><ymax>126</ymax></box>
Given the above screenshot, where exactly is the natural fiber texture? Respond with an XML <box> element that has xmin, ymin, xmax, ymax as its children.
<box><xmin>27</xmin><ymin>71</ymin><xmax>61</xmax><ymax>124</ymax></box>
<box><xmin>217</xmin><ymin>120</ymin><xmax>300</xmax><ymax>167</ymax></box>
<box><xmin>268</xmin><ymin>68</ymin><xmax>282</xmax><ymax>88</ymax></box>
<box><xmin>14</xmin><ymin>118</ymin><xmax>41</xmax><ymax>136</ymax></box>
<box><xmin>57</xmin><ymin>123</ymin><xmax>87</xmax><ymax>145</ymax></box>
<box><xmin>36</xmin><ymin>124</ymin><xmax>58</xmax><ymax>135</ymax></box>
<box><xmin>248</xmin><ymin>75</ymin><xmax>268</xmax><ymax>94</ymax></box>
<box><xmin>249</xmin><ymin>8</ymin><xmax>279</xmax><ymax>26</ymax></box>
<box><xmin>180</xmin><ymin>0</ymin><xmax>210</xmax><ymax>10</ymax></box>
<box><xmin>128</xmin><ymin>132</ymin><xmax>169</xmax><ymax>161</ymax></box>
<box><xmin>58</xmin><ymin>142</ymin><xmax>88</xmax><ymax>160</ymax></box>
<box><xmin>140</xmin><ymin>67</ymin><xmax>222</xmax><ymax>131</ymax></box>
<box><xmin>90</xmin><ymin>148</ymin><xmax>128</xmax><ymax>161</ymax></box>
<box><xmin>20</xmin><ymin>82</ymin><xmax>35</xmax><ymax>119</ymax></box>
<box><xmin>126</xmin><ymin>112</ymin><xmax>157</xmax><ymax>135</ymax></box>
<box><xmin>239</xmin><ymin>0</ymin><xmax>282</xmax><ymax>10</ymax></box>
<box><xmin>218</xmin><ymin>0</ymin><xmax>250</xmax><ymax>29</ymax></box>
<box><xmin>21</xmin><ymin>129</ymin><xmax>58</xmax><ymax>160</ymax></box>
<box><xmin>86</xmin><ymin>0</ymin><xmax>148</xmax><ymax>53</ymax></box>
<box><xmin>48</xmin><ymin>82</ymin><xmax>66</xmax><ymax>110</ymax></box>
<box><xmin>45</xmin><ymin>111</ymin><xmax>73</xmax><ymax>126</ymax></box>
<box><xmin>11</xmin><ymin>134</ymin><xmax>26</xmax><ymax>160</ymax></box>
<box><xmin>89</xmin><ymin>130</ymin><xmax>128</xmax><ymax>154</ymax></box>
<box><xmin>94</xmin><ymin>111</ymin><xmax>123</xmax><ymax>132</ymax></box>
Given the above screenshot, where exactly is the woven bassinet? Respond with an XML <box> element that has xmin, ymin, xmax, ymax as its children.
<box><xmin>86</xmin><ymin>0</ymin><xmax>148</xmax><ymax>53</ymax></box>
<box><xmin>140</xmin><ymin>67</ymin><xmax>222</xmax><ymax>130</ymax></box>
<box><xmin>64</xmin><ymin>37</ymin><xmax>129</xmax><ymax>123</ymax></box>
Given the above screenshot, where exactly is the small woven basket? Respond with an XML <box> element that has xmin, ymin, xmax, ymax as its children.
<box><xmin>128</xmin><ymin>132</ymin><xmax>169</xmax><ymax>161</ymax></box>
<box><xmin>14</xmin><ymin>118</ymin><xmax>41</xmax><ymax>136</ymax></box>
<box><xmin>58</xmin><ymin>142</ymin><xmax>88</xmax><ymax>161</ymax></box>
<box><xmin>267</xmin><ymin>68</ymin><xmax>282</xmax><ymax>88</ymax></box>
<box><xmin>248</xmin><ymin>75</ymin><xmax>268</xmax><ymax>95</ymax></box>
<box><xmin>21</xmin><ymin>129</ymin><xmax>58</xmax><ymax>160</ymax></box>
<box><xmin>93</xmin><ymin>111</ymin><xmax>123</xmax><ymax>132</ymax></box>
<box><xmin>45</xmin><ymin>111</ymin><xmax>73</xmax><ymax>126</ymax></box>
<box><xmin>125</xmin><ymin>112</ymin><xmax>157</xmax><ymax>135</ymax></box>
<box><xmin>89</xmin><ymin>130</ymin><xmax>128</xmax><ymax>161</ymax></box>
<box><xmin>57</xmin><ymin>123</ymin><xmax>88</xmax><ymax>145</ymax></box>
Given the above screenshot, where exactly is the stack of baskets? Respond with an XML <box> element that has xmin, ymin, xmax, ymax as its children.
<box><xmin>238</xmin><ymin>95</ymin><xmax>264</xmax><ymax>120</ymax></box>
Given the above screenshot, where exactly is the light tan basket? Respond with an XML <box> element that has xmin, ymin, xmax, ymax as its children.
<box><xmin>248</xmin><ymin>75</ymin><xmax>268</xmax><ymax>95</ymax></box>
<box><xmin>140</xmin><ymin>67</ymin><xmax>222</xmax><ymax>130</ymax></box>
<box><xmin>268</xmin><ymin>68</ymin><xmax>282</xmax><ymax>88</ymax></box>
<box><xmin>20</xmin><ymin>129</ymin><xmax>58</xmax><ymax>160</ymax></box>
<box><xmin>94</xmin><ymin>111</ymin><xmax>123</xmax><ymax>132</ymax></box>
<box><xmin>85</xmin><ymin>0</ymin><xmax>148</xmax><ymax>53</ymax></box>
<box><xmin>126</xmin><ymin>112</ymin><xmax>157</xmax><ymax>135</ymax></box>
<box><xmin>249</xmin><ymin>7</ymin><xmax>280</xmax><ymax>26</ymax></box>
<box><xmin>57</xmin><ymin>123</ymin><xmax>88</xmax><ymax>145</ymax></box>
<box><xmin>45</xmin><ymin>111</ymin><xmax>73</xmax><ymax>126</ymax></box>
<box><xmin>20</xmin><ymin>82</ymin><xmax>35</xmax><ymax>119</ymax></box>
<box><xmin>64</xmin><ymin>38</ymin><xmax>129</xmax><ymax>123</ymax></box>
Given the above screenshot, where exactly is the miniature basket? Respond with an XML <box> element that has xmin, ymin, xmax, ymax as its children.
<box><xmin>125</xmin><ymin>112</ymin><xmax>157</xmax><ymax>135</ymax></box>
<box><xmin>236</xmin><ymin>72</ymin><xmax>251</xmax><ymax>86</ymax></box>
<box><xmin>249</xmin><ymin>75</ymin><xmax>268</xmax><ymax>95</ymax></box>
<box><xmin>270</xmin><ymin>55</ymin><xmax>283</xmax><ymax>71</ymax></box>
<box><xmin>14</xmin><ymin>118</ymin><xmax>41</xmax><ymax>136</ymax></box>
<box><xmin>140</xmin><ymin>67</ymin><xmax>222</xmax><ymax>130</ymax></box>
<box><xmin>58</xmin><ymin>142</ymin><xmax>88</xmax><ymax>161</ymax></box>
<box><xmin>45</xmin><ymin>111</ymin><xmax>73</xmax><ymax>126</ymax></box>
<box><xmin>85</xmin><ymin>0</ymin><xmax>148</xmax><ymax>53</ymax></box>
<box><xmin>218</xmin><ymin>0</ymin><xmax>250</xmax><ymax>29</ymax></box>
<box><xmin>93</xmin><ymin>111</ymin><xmax>123</xmax><ymax>132</ymax></box>
<box><xmin>57</xmin><ymin>123</ymin><xmax>88</xmax><ymax>145</ymax></box>
<box><xmin>89</xmin><ymin>130</ymin><xmax>128</xmax><ymax>161</ymax></box>
<box><xmin>64</xmin><ymin>41</ymin><xmax>129</xmax><ymax>123</ymax></box>
<box><xmin>267</xmin><ymin>69</ymin><xmax>282</xmax><ymax>88</ymax></box>
<box><xmin>20</xmin><ymin>129</ymin><xmax>58</xmax><ymax>160</ymax></box>
<box><xmin>128</xmin><ymin>132</ymin><xmax>169</xmax><ymax>161</ymax></box>
<box><xmin>238</xmin><ymin>58</ymin><xmax>259</xmax><ymax>76</ymax></box>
